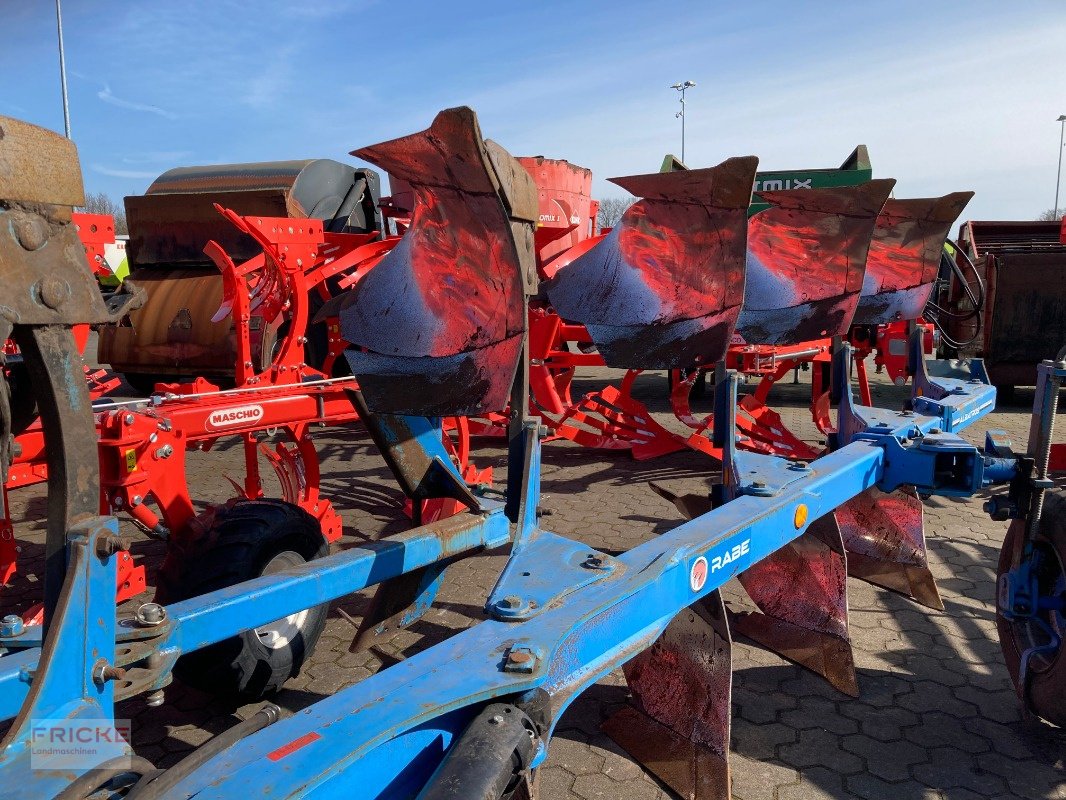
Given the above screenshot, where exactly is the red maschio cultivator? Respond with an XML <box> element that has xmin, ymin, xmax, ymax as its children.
<box><xmin>1</xmin><ymin>195</ymin><xmax>486</xmax><ymax>607</ymax></box>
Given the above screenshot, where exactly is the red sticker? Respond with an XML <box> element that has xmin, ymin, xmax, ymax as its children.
<box><xmin>266</xmin><ymin>731</ymin><xmax>321</xmax><ymax>762</ymax></box>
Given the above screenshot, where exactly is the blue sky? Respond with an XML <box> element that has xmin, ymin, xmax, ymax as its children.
<box><xmin>2</xmin><ymin>1</ymin><xmax>1064</xmax><ymax>222</ymax></box>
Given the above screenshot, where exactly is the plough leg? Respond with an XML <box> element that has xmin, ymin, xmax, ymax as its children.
<box><xmin>603</xmin><ymin>591</ymin><xmax>732</xmax><ymax>800</ymax></box>
<box><xmin>835</xmin><ymin>486</ymin><xmax>943</xmax><ymax>610</ymax></box>
<box><xmin>733</xmin><ymin>512</ymin><xmax>858</xmax><ymax>696</ymax></box>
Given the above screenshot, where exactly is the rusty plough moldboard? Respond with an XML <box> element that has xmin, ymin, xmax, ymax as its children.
<box><xmin>0</xmin><ymin>108</ymin><xmax>1062</xmax><ymax>800</ymax></box>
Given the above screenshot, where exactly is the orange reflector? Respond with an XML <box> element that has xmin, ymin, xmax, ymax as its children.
<box><xmin>793</xmin><ymin>504</ymin><xmax>808</xmax><ymax>529</ymax></box>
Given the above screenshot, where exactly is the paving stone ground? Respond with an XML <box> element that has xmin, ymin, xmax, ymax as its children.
<box><xmin>3</xmin><ymin>360</ymin><xmax>1065</xmax><ymax>799</ymax></box>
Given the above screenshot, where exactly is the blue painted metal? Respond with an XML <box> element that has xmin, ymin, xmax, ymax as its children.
<box><xmin>0</xmin><ymin>517</ymin><xmax>123</xmax><ymax>799</ymax></box>
<box><xmin>118</xmin><ymin>362</ymin><xmax>1005</xmax><ymax>798</ymax></box>
<box><xmin>0</xmin><ymin>346</ymin><xmax>1016</xmax><ymax>798</ymax></box>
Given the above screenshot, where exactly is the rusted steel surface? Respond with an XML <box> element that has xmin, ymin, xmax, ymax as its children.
<box><xmin>0</xmin><ymin>116</ymin><xmax>84</xmax><ymax>209</ymax></box>
<box><xmin>737</xmin><ymin>179</ymin><xmax>894</xmax><ymax>345</ymax></box>
<box><xmin>733</xmin><ymin>514</ymin><xmax>858</xmax><ymax>696</ymax></box>
<box><xmin>342</xmin><ymin>107</ymin><xmax>534</xmax><ymax>415</ymax></box>
<box><xmin>604</xmin><ymin>592</ymin><xmax>733</xmax><ymax>800</ymax></box>
<box><xmin>853</xmin><ymin>192</ymin><xmax>973</xmax><ymax>325</ymax></box>
<box><xmin>546</xmin><ymin>157</ymin><xmax>757</xmax><ymax>369</ymax></box>
<box><xmin>98</xmin><ymin>268</ymin><xmax>233</xmax><ymax>376</ymax></box>
<box><xmin>127</xmin><ymin>159</ymin><xmax>379</xmax><ymax>268</ymax></box>
<box><xmin>0</xmin><ymin>115</ymin><xmax>141</xmax><ymax>622</ymax></box>
<box><xmin>835</xmin><ymin>486</ymin><xmax>944</xmax><ymax>610</ymax></box>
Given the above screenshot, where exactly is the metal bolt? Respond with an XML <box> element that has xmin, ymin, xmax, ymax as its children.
<box><xmin>155</xmin><ymin>445</ymin><xmax>173</xmax><ymax>459</ymax></box>
<box><xmin>0</xmin><ymin>614</ymin><xmax>25</xmax><ymax>638</ymax></box>
<box><xmin>929</xmin><ymin>427</ymin><xmax>942</xmax><ymax>435</ymax></box>
<box><xmin>135</xmin><ymin>603</ymin><xmax>166</xmax><ymax>627</ymax></box>
<box><xmin>92</xmin><ymin>659</ymin><xmax>126</xmax><ymax>686</ymax></box>
<box><xmin>124</xmin><ymin>414</ymin><xmax>135</xmax><ymax>425</ymax></box>
<box><xmin>539</xmin><ymin>425</ymin><xmax>550</xmax><ymax>438</ymax></box>
<box><xmin>149</xmin><ymin>433</ymin><xmax>158</xmax><ymax>443</ymax></box>
<box><xmin>131</xmin><ymin>495</ymin><xmax>142</xmax><ymax>507</ymax></box>
<box><xmin>14</xmin><ymin>216</ymin><xmax>48</xmax><ymax>251</ymax></box>
<box><xmin>489</xmin><ymin>714</ymin><xmax>504</xmax><ymax>726</ymax></box>
<box><xmin>95</xmin><ymin>534</ymin><xmax>127</xmax><ymax>559</ymax></box>
<box><xmin>145</xmin><ymin>690</ymin><xmax>165</xmax><ymax>707</ymax></box>
<box><xmin>499</xmin><ymin>595</ymin><xmax>521</xmax><ymax>611</ymax></box>
<box><xmin>504</xmin><ymin>646</ymin><xmax>538</xmax><ymax>673</ymax></box>
<box><xmin>752</xmin><ymin>480</ymin><xmax>767</xmax><ymax>488</ymax></box>
<box><xmin>37</xmin><ymin>277</ymin><xmax>69</xmax><ymax>310</ymax></box>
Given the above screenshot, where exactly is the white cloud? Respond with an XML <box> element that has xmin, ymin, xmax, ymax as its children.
<box><xmin>97</xmin><ymin>84</ymin><xmax>178</xmax><ymax>120</ymax></box>
<box><xmin>91</xmin><ymin>164</ymin><xmax>159</xmax><ymax>179</ymax></box>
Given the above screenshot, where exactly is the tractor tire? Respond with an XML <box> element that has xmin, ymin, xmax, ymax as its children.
<box><xmin>157</xmin><ymin>499</ymin><xmax>330</xmax><ymax>699</ymax></box>
<box><xmin>996</xmin><ymin>491</ymin><xmax>1066</xmax><ymax>727</ymax></box>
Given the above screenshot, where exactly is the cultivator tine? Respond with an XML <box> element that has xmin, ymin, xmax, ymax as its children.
<box><xmin>604</xmin><ymin>591</ymin><xmax>733</xmax><ymax>800</ymax></box>
<box><xmin>737</xmin><ymin>179</ymin><xmax>895</xmax><ymax>345</ymax></box>
<box><xmin>835</xmin><ymin>486</ymin><xmax>944</xmax><ymax>610</ymax></box>
<box><xmin>853</xmin><ymin>192</ymin><xmax>973</xmax><ymax>325</ymax></box>
<box><xmin>733</xmin><ymin>512</ymin><xmax>858</xmax><ymax>696</ymax></box>
<box><xmin>341</xmin><ymin>107</ymin><xmax>536</xmax><ymax>415</ymax></box>
<box><xmin>546</xmin><ymin>157</ymin><xmax>757</xmax><ymax>368</ymax></box>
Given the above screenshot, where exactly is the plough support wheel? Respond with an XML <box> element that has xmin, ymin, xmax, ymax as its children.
<box><xmin>156</xmin><ymin>499</ymin><xmax>329</xmax><ymax>699</ymax></box>
<box><xmin>996</xmin><ymin>491</ymin><xmax>1066</xmax><ymax>727</ymax></box>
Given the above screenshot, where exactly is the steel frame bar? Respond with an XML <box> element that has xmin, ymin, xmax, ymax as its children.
<box><xmin>0</xmin><ymin>349</ymin><xmax>1004</xmax><ymax>798</ymax></box>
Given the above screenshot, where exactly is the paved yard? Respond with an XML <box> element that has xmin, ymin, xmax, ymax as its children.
<box><xmin>2</xmin><ymin>363</ymin><xmax>1065</xmax><ymax>799</ymax></box>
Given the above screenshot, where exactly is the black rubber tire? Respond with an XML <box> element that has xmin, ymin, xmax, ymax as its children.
<box><xmin>996</xmin><ymin>491</ymin><xmax>1066</xmax><ymax>726</ymax></box>
<box><xmin>156</xmin><ymin>499</ymin><xmax>329</xmax><ymax>699</ymax></box>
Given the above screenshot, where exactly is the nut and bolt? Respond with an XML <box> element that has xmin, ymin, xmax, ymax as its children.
<box><xmin>145</xmin><ymin>690</ymin><xmax>165</xmax><ymax>707</ymax></box>
<box><xmin>489</xmin><ymin>714</ymin><xmax>504</xmax><ymax>726</ymax></box>
<box><xmin>503</xmin><ymin>646</ymin><xmax>538</xmax><ymax>673</ymax></box>
<box><xmin>929</xmin><ymin>427</ymin><xmax>942</xmax><ymax>435</ymax></box>
<box><xmin>752</xmin><ymin>480</ymin><xmax>767</xmax><ymax>488</ymax></box>
<box><xmin>124</xmin><ymin>414</ymin><xmax>135</xmax><ymax>425</ymax></box>
<box><xmin>131</xmin><ymin>495</ymin><xmax>143</xmax><ymax>507</ymax></box>
<box><xmin>155</xmin><ymin>445</ymin><xmax>173</xmax><ymax>459</ymax></box>
<box><xmin>135</xmin><ymin>602</ymin><xmax>167</xmax><ymax>627</ymax></box>
<box><xmin>92</xmin><ymin>659</ymin><xmax>126</xmax><ymax>686</ymax></box>
<box><xmin>0</xmin><ymin>614</ymin><xmax>25</xmax><ymax>638</ymax></box>
<box><xmin>95</xmin><ymin>535</ymin><xmax>128</xmax><ymax>559</ymax></box>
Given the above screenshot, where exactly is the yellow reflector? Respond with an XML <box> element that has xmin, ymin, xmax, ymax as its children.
<box><xmin>793</xmin><ymin>504</ymin><xmax>808</xmax><ymax>529</ymax></box>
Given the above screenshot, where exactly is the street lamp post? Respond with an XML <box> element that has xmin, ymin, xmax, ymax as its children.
<box><xmin>56</xmin><ymin>0</ymin><xmax>71</xmax><ymax>139</ymax></box>
<box><xmin>670</xmin><ymin>81</ymin><xmax>696</xmax><ymax>164</ymax></box>
<box><xmin>1055</xmin><ymin>114</ymin><xmax>1066</xmax><ymax>220</ymax></box>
